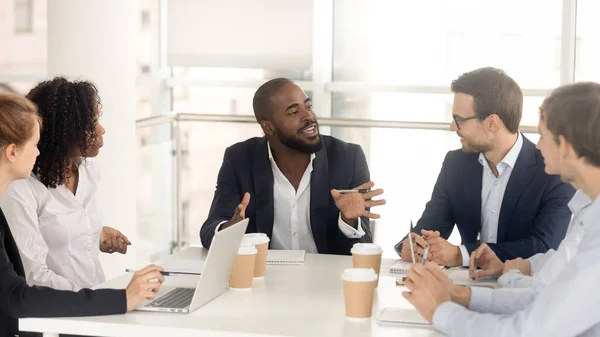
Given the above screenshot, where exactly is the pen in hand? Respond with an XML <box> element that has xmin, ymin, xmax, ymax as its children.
<box><xmin>337</xmin><ymin>189</ymin><xmax>370</xmax><ymax>194</ymax></box>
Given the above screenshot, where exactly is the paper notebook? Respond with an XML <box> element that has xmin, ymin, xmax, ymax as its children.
<box><xmin>389</xmin><ymin>260</ymin><xmax>445</xmax><ymax>275</ymax></box>
<box><xmin>266</xmin><ymin>250</ymin><xmax>305</xmax><ymax>265</ymax></box>
<box><xmin>377</xmin><ymin>307</ymin><xmax>432</xmax><ymax>327</ymax></box>
<box><xmin>389</xmin><ymin>260</ymin><xmax>413</xmax><ymax>274</ymax></box>
<box><xmin>446</xmin><ymin>268</ymin><xmax>498</xmax><ymax>288</ymax></box>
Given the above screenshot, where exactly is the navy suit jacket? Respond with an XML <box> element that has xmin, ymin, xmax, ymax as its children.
<box><xmin>200</xmin><ymin>135</ymin><xmax>372</xmax><ymax>255</ymax></box>
<box><xmin>395</xmin><ymin>135</ymin><xmax>575</xmax><ymax>261</ymax></box>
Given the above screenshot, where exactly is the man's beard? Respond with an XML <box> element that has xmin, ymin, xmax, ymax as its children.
<box><xmin>275</xmin><ymin>125</ymin><xmax>323</xmax><ymax>154</ymax></box>
<box><xmin>461</xmin><ymin>137</ymin><xmax>491</xmax><ymax>153</ymax></box>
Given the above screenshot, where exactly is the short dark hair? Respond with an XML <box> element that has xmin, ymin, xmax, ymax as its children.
<box><xmin>451</xmin><ymin>67</ymin><xmax>523</xmax><ymax>133</ymax></box>
<box><xmin>252</xmin><ymin>78</ymin><xmax>294</xmax><ymax>122</ymax></box>
<box><xmin>540</xmin><ymin>82</ymin><xmax>600</xmax><ymax>167</ymax></box>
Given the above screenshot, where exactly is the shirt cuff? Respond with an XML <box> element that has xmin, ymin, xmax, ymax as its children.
<box><xmin>433</xmin><ymin>301</ymin><xmax>465</xmax><ymax>334</ymax></box>
<box><xmin>459</xmin><ymin>245</ymin><xmax>470</xmax><ymax>267</ymax></box>
<box><xmin>215</xmin><ymin>220</ymin><xmax>228</xmax><ymax>233</ymax></box>
<box><xmin>527</xmin><ymin>252</ymin><xmax>548</xmax><ymax>275</ymax></box>
<box><xmin>467</xmin><ymin>286</ymin><xmax>494</xmax><ymax>312</ymax></box>
<box><xmin>338</xmin><ymin>214</ymin><xmax>366</xmax><ymax>239</ymax></box>
<box><xmin>498</xmin><ymin>270</ymin><xmax>532</xmax><ymax>288</ymax></box>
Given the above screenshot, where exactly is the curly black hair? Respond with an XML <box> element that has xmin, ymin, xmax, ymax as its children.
<box><xmin>26</xmin><ymin>77</ymin><xmax>101</xmax><ymax>188</ymax></box>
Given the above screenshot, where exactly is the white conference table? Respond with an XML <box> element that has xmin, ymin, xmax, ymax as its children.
<box><xmin>20</xmin><ymin>248</ymin><xmax>451</xmax><ymax>337</ymax></box>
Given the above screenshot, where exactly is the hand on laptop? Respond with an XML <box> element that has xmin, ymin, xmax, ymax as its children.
<box><xmin>221</xmin><ymin>192</ymin><xmax>251</xmax><ymax>231</ymax></box>
<box><xmin>125</xmin><ymin>264</ymin><xmax>164</xmax><ymax>312</ymax></box>
<box><xmin>469</xmin><ymin>243</ymin><xmax>504</xmax><ymax>280</ymax></box>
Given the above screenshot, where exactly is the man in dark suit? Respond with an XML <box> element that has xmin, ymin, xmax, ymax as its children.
<box><xmin>200</xmin><ymin>78</ymin><xmax>385</xmax><ymax>255</ymax></box>
<box><xmin>394</xmin><ymin>67</ymin><xmax>575</xmax><ymax>267</ymax></box>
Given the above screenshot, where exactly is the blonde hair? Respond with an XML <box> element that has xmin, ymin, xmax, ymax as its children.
<box><xmin>0</xmin><ymin>94</ymin><xmax>42</xmax><ymax>149</ymax></box>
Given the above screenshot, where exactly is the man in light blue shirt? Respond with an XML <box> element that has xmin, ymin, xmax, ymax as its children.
<box><xmin>403</xmin><ymin>81</ymin><xmax>600</xmax><ymax>337</ymax></box>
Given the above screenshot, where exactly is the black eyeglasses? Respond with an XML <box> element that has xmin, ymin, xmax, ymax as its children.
<box><xmin>452</xmin><ymin>115</ymin><xmax>484</xmax><ymax>130</ymax></box>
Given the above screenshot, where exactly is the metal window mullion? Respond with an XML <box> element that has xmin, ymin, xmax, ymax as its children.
<box><xmin>560</xmin><ymin>0</ymin><xmax>578</xmax><ymax>84</ymax></box>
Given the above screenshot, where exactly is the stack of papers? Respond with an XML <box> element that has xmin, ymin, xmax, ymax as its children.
<box><xmin>267</xmin><ymin>250</ymin><xmax>305</xmax><ymax>265</ymax></box>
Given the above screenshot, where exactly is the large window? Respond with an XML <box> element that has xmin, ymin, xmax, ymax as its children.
<box><xmin>4</xmin><ymin>0</ymin><xmax>598</xmax><ymax>256</ymax></box>
<box><xmin>333</xmin><ymin>0</ymin><xmax>562</xmax><ymax>88</ymax></box>
<box><xmin>575</xmin><ymin>0</ymin><xmax>600</xmax><ymax>82</ymax></box>
<box><xmin>161</xmin><ymin>0</ymin><xmax>594</xmax><ymax>253</ymax></box>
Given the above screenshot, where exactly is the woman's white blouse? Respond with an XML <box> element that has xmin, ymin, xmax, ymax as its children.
<box><xmin>0</xmin><ymin>160</ymin><xmax>105</xmax><ymax>291</ymax></box>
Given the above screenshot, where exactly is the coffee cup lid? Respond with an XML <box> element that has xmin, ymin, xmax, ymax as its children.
<box><xmin>351</xmin><ymin>243</ymin><xmax>383</xmax><ymax>255</ymax></box>
<box><xmin>238</xmin><ymin>243</ymin><xmax>258</xmax><ymax>255</ymax></box>
<box><xmin>243</xmin><ymin>233</ymin><xmax>270</xmax><ymax>245</ymax></box>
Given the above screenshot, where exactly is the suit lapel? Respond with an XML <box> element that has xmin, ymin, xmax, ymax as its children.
<box><xmin>497</xmin><ymin>136</ymin><xmax>537</xmax><ymax>242</ymax></box>
<box><xmin>461</xmin><ymin>154</ymin><xmax>483</xmax><ymax>243</ymax></box>
<box><xmin>252</xmin><ymin>138</ymin><xmax>275</xmax><ymax>239</ymax></box>
<box><xmin>310</xmin><ymin>144</ymin><xmax>330</xmax><ymax>253</ymax></box>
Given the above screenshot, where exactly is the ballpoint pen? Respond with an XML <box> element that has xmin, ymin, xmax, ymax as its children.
<box><xmin>338</xmin><ymin>189</ymin><xmax>370</xmax><ymax>194</ymax></box>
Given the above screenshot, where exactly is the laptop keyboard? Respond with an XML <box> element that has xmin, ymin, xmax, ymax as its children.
<box><xmin>145</xmin><ymin>287</ymin><xmax>195</xmax><ymax>309</ymax></box>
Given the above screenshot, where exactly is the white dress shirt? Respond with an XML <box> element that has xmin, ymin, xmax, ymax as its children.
<box><xmin>432</xmin><ymin>194</ymin><xmax>600</xmax><ymax>337</ymax></box>
<box><xmin>0</xmin><ymin>160</ymin><xmax>105</xmax><ymax>291</ymax></box>
<box><xmin>499</xmin><ymin>189</ymin><xmax>592</xmax><ymax>288</ymax></box>
<box><xmin>458</xmin><ymin>133</ymin><xmax>523</xmax><ymax>266</ymax></box>
<box><xmin>267</xmin><ymin>143</ymin><xmax>365</xmax><ymax>253</ymax></box>
<box><xmin>215</xmin><ymin>143</ymin><xmax>366</xmax><ymax>252</ymax></box>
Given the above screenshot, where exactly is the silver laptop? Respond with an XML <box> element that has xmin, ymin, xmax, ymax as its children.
<box><xmin>136</xmin><ymin>218</ymin><xmax>249</xmax><ymax>313</ymax></box>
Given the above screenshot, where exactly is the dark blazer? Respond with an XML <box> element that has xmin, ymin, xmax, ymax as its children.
<box><xmin>200</xmin><ymin>135</ymin><xmax>372</xmax><ymax>255</ymax></box>
<box><xmin>394</xmin><ymin>136</ymin><xmax>575</xmax><ymax>262</ymax></box>
<box><xmin>0</xmin><ymin>207</ymin><xmax>126</xmax><ymax>337</ymax></box>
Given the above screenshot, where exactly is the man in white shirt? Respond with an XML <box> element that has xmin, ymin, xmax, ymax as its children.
<box><xmin>395</xmin><ymin>67</ymin><xmax>574</xmax><ymax>267</ymax></box>
<box><xmin>403</xmin><ymin>81</ymin><xmax>600</xmax><ymax>337</ymax></box>
<box><xmin>200</xmin><ymin>78</ymin><xmax>386</xmax><ymax>255</ymax></box>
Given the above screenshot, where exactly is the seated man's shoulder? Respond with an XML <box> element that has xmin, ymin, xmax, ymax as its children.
<box><xmin>322</xmin><ymin>135</ymin><xmax>361</xmax><ymax>154</ymax></box>
<box><xmin>443</xmin><ymin>148</ymin><xmax>478</xmax><ymax>164</ymax></box>
<box><xmin>225</xmin><ymin>137</ymin><xmax>265</xmax><ymax>156</ymax></box>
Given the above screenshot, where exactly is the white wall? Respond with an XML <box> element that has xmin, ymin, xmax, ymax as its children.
<box><xmin>47</xmin><ymin>0</ymin><xmax>139</xmax><ymax>280</ymax></box>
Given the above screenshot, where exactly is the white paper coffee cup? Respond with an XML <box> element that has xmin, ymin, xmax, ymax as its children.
<box><xmin>243</xmin><ymin>233</ymin><xmax>270</xmax><ymax>278</ymax></box>
<box><xmin>342</xmin><ymin>268</ymin><xmax>378</xmax><ymax>320</ymax></box>
<box><xmin>229</xmin><ymin>243</ymin><xmax>258</xmax><ymax>290</ymax></box>
<box><xmin>351</xmin><ymin>243</ymin><xmax>383</xmax><ymax>286</ymax></box>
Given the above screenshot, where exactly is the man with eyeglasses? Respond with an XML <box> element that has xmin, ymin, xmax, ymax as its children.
<box><xmin>394</xmin><ymin>67</ymin><xmax>574</xmax><ymax>268</ymax></box>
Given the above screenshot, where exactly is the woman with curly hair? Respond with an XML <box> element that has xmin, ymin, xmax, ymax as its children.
<box><xmin>0</xmin><ymin>77</ymin><xmax>131</xmax><ymax>291</ymax></box>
